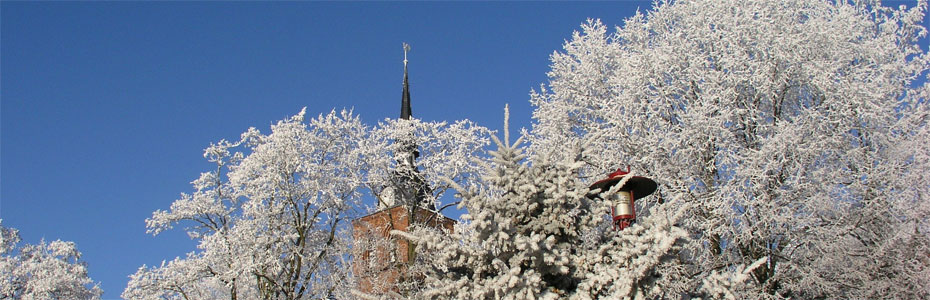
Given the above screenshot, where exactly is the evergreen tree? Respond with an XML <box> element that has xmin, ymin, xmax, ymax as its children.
<box><xmin>409</xmin><ymin>108</ymin><xmax>713</xmax><ymax>299</ymax></box>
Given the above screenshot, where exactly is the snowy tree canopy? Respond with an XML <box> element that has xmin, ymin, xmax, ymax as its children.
<box><xmin>125</xmin><ymin>108</ymin><xmax>372</xmax><ymax>300</ymax></box>
<box><xmin>368</xmin><ymin>117</ymin><xmax>490</xmax><ymax>210</ymax></box>
<box><xmin>123</xmin><ymin>108</ymin><xmax>488</xmax><ymax>300</ymax></box>
<box><xmin>407</xmin><ymin>108</ymin><xmax>694</xmax><ymax>299</ymax></box>
<box><xmin>525</xmin><ymin>0</ymin><xmax>930</xmax><ymax>298</ymax></box>
<box><xmin>0</xmin><ymin>220</ymin><xmax>103</xmax><ymax>300</ymax></box>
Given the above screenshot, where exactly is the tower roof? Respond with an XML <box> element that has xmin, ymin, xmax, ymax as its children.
<box><xmin>400</xmin><ymin>43</ymin><xmax>412</xmax><ymax>120</ymax></box>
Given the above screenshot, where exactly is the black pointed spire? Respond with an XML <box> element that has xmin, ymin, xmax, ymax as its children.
<box><xmin>386</xmin><ymin>43</ymin><xmax>433</xmax><ymax>211</ymax></box>
<box><xmin>401</xmin><ymin>43</ymin><xmax>412</xmax><ymax>120</ymax></box>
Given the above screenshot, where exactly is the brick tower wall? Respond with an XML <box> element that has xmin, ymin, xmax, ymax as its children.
<box><xmin>352</xmin><ymin>206</ymin><xmax>454</xmax><ymax>295</ymax></box>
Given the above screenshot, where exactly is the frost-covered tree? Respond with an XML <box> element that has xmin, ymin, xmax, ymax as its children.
<box><xmin>124</xmin><ymin>108</ymin><xmax>371</xmax><ymax>300</ymax></box>
<box><xmin>401</xmin><ymin>108</ymin><xmax>719</xmax><ymax>299</ymax></box>
<box><xmin>528</xmin><ymin>0</ymin><xmax>930</xmax><ymax>298</ymax></box>
<box><xmin>0</xmin><ymin>220</ymin><xmax>103</xmax><ymax>300</ymax></box>
<box><xmin>124</xmin><ymin>108</ymin><xmax>488</xmax><ymax>300</ymax></box>
<box><xmin>368</xmin><ymin>117</ymin><xmax>490</xmax><ymax>211</ymax></box>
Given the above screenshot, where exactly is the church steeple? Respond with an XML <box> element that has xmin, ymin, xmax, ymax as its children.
<box><xmin>381</xmin><ymin>43</ymin><xmax>432</xmax><ymax>211</ymax></box>
<box><xmin>351</xmin><ymin>44</ymin><xmax>453</xmax><ymax>298</ymax></box>
<box><xmin>400</xmin><ymin>43</ymin><xmax>412</xmax><ymax>120</ymax></box>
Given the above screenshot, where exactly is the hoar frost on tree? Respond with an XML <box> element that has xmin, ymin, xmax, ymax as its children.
<box><xmin>0</xmin><ymin>220</ymin><xmax>103</xmax><ymax>300</ymax></box>
<box><xmin>526</xmin><ymin>0</ymin><xmax>930</xmax><ymax>298</ymax></box>
<box><xmin>400</xmin><ymin>108</ymin><xmax>748</xmax><ymax>299</ymax></box>
<box><xmin>368</xmin><ymin>117</ymin><xmax>490</xmax><ymax>211</ymax></box>
<box><xmin>123</xmin><ymin>108</ymin><xmax>488</xmax><ymax>300</ymax></box>
<box><xmin>124</xmin><ymin>109</ymin><xmax>371</xmax><ymax>300</ymax></box>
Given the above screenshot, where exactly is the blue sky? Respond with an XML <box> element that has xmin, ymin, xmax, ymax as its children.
<box><xmin>1</xmin><ymin>1</ymin><xmax>652</xmax><ymax>298</ymax></box>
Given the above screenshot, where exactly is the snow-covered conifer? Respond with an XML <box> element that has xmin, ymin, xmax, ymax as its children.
<box><xmin>410</xmin><ymin>107</ymin><xmax>688</xmax><ymax>299</ymax></box>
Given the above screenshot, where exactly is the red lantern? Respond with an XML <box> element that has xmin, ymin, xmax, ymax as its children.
<box><xmin>589</xmin><ymin>169</ymin><xmax>657</xmax><ymax>231</ymax></box>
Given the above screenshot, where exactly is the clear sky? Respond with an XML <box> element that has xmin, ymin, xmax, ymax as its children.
<box><xmin>1</xmin><ymin>1</ymin><xmax>654</xmax><ymax>298</ymax></box>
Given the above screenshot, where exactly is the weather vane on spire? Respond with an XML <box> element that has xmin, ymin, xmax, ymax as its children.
<box><xmin>403</xmin><ymin>42</ymin><xmax>410</xmax><ymax>66</ymax></box>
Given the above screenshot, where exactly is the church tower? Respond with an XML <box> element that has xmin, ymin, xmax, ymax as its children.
<box><xmin>352</xmin><ymin>43</ymin><xmax>454</xmax><ymax>297</ymax></box>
